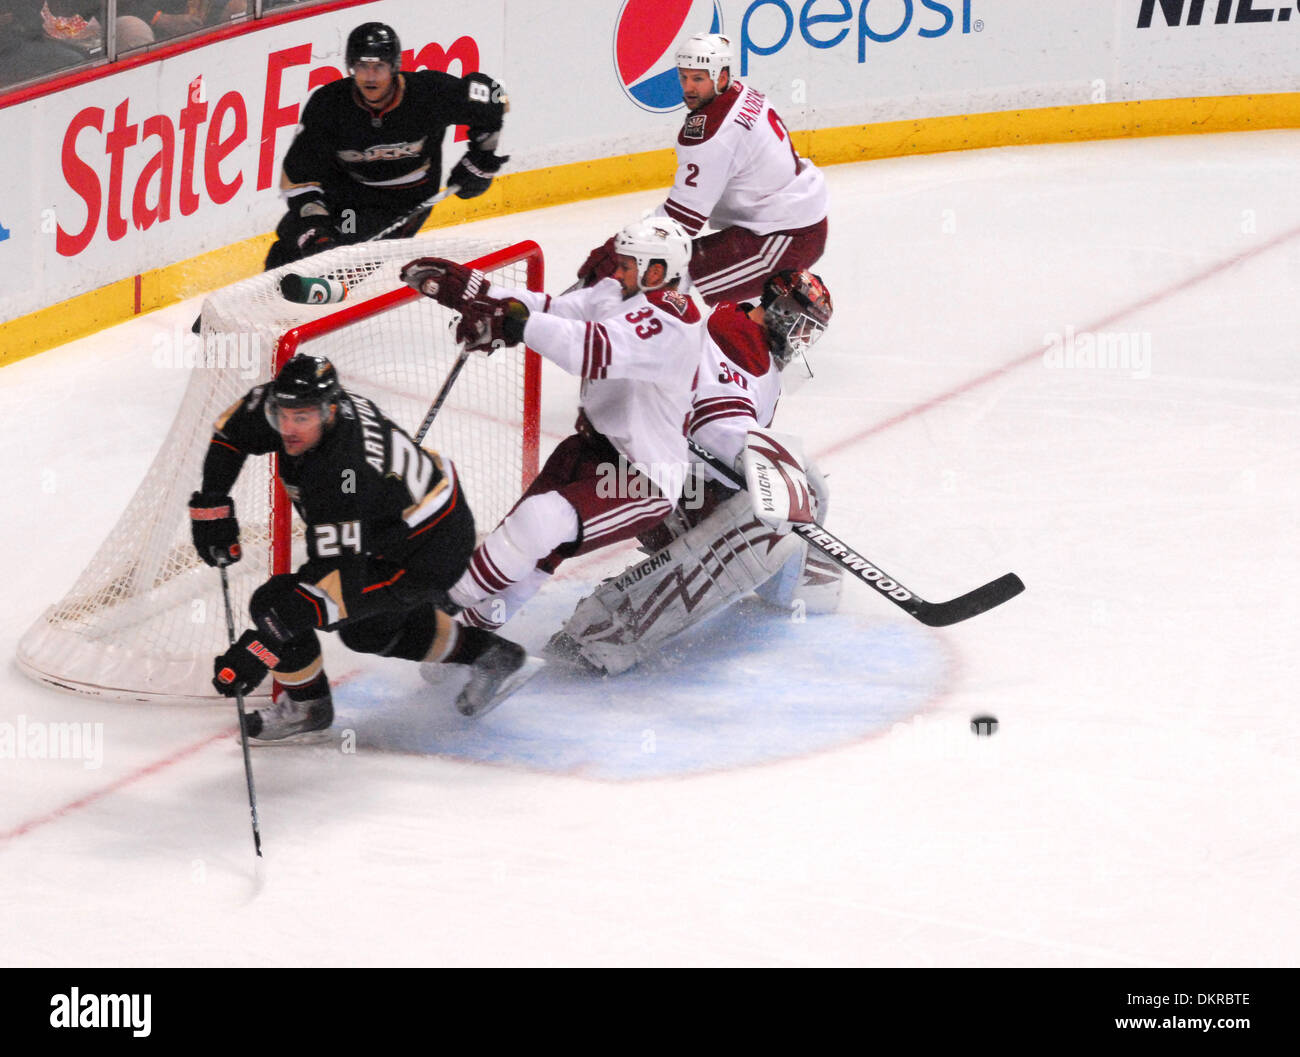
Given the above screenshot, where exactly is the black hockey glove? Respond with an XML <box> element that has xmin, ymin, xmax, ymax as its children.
<box><xmin>576</xmin><ymin>236</ymin><xmax>618</xmax><ymax>286</ymax></box>
<box><xmin>400</xmin><ymin>257</ymin><xmax>489</xmax><ymax>308</ymax></box>
<box><xmin>189</xmin><ymin>492</ymin><xmax>241</xmax><ymax>567</ymax></box>
<box><xmin>213</xmin><ymin>629</ymin><xmax>280</xmax><ymax>698</ymax></box>
<box><xmin>456</xmin><ymin>296</ymin><xmax>529</xmax><ymax>353</ymax></box>
<box><xmin>285</xmin><ymin>190</ymin><xmax>336</xmax><ymax>256</ymax></box>
<box><xmin>449</xmin><ymin>149</ymin><xmax>508</xmax><ymax>199</ymax></box>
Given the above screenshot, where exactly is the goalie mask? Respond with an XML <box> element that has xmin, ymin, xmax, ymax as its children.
<box><xmin>761</xmin><ymin>269</ymin><xmax>833</xmax><ymax>370</ymax></box>
<box><xmin>265</xmin><ymin>354</ymin><xmax>342</xmax><ymax>436</ymax></box>
<box><xmin>613</xmin><ymin>217</ymin><xmax>693</xmax><ymax>292</ymax></box>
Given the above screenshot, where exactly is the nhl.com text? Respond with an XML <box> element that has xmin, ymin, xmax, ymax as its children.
<box><xmin>1114</xmin><ymin>993</ymin><xmax>1251</xmax><ymax>1033</ymax></box>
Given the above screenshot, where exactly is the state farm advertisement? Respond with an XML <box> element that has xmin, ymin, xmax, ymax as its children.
<box><xmin>2</xmin><ymin>0</ymin><xmax>1297</xmax><ymax>326</ymax></box>
<box><xmin>0</xmin><ymin>3</ymin><xmax>506</xmax><ymax>322</ymax></box>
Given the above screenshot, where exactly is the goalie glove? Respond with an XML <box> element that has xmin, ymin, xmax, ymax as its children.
<box><xmin>742</xmin><ymin>429</ymin><xmax>816</xmax><ymax>529</ymax></box>
<box><xmin>400</xmin><ymin>257</ymin><xmax>489</xmax><ymax>309</ymax></box>
<box><xmin>189</xmin><ymin>492</ymin><xmax>241</xmax><ymax>567</ymax></box>
<box><xmin>213</xmin><ymin>629</ymin><xmax>280</xmax><ymax>698</ymax></box>
<box><xmin>456</xmin><ymin>296</ymin><xmax>529</xmax><ymax>354</ymax></box>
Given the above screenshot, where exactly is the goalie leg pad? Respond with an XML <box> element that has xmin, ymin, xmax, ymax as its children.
<box><xmin>552</xmin><ymin>491</ymin><xmax>802</xmax><ymax>675</ymax></box>
<box><xmin>754</xmin><ymin>458</ymin><xmax>844</xmax><ymax>614</ymax></box>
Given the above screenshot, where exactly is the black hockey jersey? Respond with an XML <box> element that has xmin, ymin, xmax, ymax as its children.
<box><xmin>201</xmin><ymin>386</ymin><xmax>462</xmax><ymax>565</ymax></box>
<box><xmin>281</xmin><ymin>69</ymin><xmax>506</xmax><ymax>211</ymax></box>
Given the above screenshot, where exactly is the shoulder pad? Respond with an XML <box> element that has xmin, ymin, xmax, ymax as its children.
<box><xmin>707</xmin><ymin>305</ymin><xmax>773</xmax><ymax>377</ymax></box>
<box><xmin>647</xmin><ymin>287</ymin><xmax>701</xmax><ymax>323</ymax></box>
<box><xmin>677</xmin><ymin>82</ymin><xmax>744</xmax><ymax>147</ymax></box>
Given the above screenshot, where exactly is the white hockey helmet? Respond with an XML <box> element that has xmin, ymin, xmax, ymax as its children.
<box><xmin>675</xmin><ymin>33</ymin><xmax>733</xmax><ymax>84</ymax></box>
<box><xmin>613</xmin><ymin>217</ymin><xmax>693</xmax><ymax>291</ymax></box>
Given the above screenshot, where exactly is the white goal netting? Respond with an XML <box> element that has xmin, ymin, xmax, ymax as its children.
<box><xmin>18</xmin><ymin>237</ymin><xmax>543</xmax><ymax>702</ymax></box>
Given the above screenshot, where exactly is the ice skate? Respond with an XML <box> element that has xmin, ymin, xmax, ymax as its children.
<box><xmin>455</xmin><ymin>639</ymin><xmax>543</xmax><ymax>718</ymax></box>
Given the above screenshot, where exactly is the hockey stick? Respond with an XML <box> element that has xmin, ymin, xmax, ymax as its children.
<box><xmin>414</xmin><ymin>347</ymin><xmax>472</xmax><ymax>445</ymax></box>
<box><xmin>687</xmin><ymin>438</ymin><xmax>1025</xmax><ymax>627</ymax></box>
<box><xmin>218</xmin><ymin>566</ymin><xmax>264</xmax><ymax>858</ymax></box>
<box><xmin>366</xmin><ymin>184</ymin><xmax>460</xmax><ymax>242</ymax></box>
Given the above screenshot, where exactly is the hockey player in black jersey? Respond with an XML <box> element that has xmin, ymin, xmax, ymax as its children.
<box><xmin>264</xmin><ymin>21</ymin><xmax>510</xmax><ymax>270</ymax></box>
<box><xmin>189</xmin><ymin>354</ymin><xmax>538</xmax><ymax>739</ymax></box>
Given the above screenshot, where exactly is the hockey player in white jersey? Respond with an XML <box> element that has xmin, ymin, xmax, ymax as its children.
<box><xmin>546</xmin><ymin>269</ymin><xmax>841</xmax><ymax>675</ymax></box>
<box><xmin>400</xmin><ymin>217</ymin><xmax>707</xmax><ymax>632</ymax></box>
<box><xmin>577</xmin><ymin>33</ymin><xmax>828</xmax><ymax>306</ymax></box>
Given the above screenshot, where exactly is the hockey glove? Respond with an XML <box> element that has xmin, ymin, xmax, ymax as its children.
<box><xmin>400</xmin><ymin>257</ymin><xmax>489</xmax><ymax>308</ymax></box>
<box><xmin>576</xmin><ymin>236</ymin><xmax>618</xmax><ymax>286</ymax></box>
<box><xmin>449</xmin><ymin>149</ymin><xmax>508</xmax><ymax>199</ymax></box>
<box><xmin>189</xmin><ymin>492</ymin><xmax>241</xmax><ymax>567</ymax></box>
<box><xmin>213</xmin><ymin>629</ymin><xmax>280</xmax><ymax>698</ymax></box>
<box><xmin>456</xmin><ymin>297</ymin><xmax>529</xmax><ymax>353</ymax></box>
<box><xmin>284</xmin><ymin>190</ymin><xmax>335</xmax><ymax>256</ymax></box>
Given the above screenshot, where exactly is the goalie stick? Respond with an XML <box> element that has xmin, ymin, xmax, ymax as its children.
<box><xmin>687</xmin><ymin>438</ymin><xmax>1025</xmax><ymax>627</ymax></box>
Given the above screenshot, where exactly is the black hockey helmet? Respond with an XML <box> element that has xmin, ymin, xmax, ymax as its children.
<box><xmin>265</xmin><ymin>354</ymin><xmax>342</xmax><ymax>432</ymax></box>
<box><xmin>760</xmin><ymin>269</ymin><xmax>833</xmax><ymax>368</ymax></box>
<box><xmin>346</xmin><ymin>22</ymin><xmax>402</xmax><ymax>72</ymax></box>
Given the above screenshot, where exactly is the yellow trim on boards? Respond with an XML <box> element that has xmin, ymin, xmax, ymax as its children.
<box><xmin>2</xmin><ymin>92</ymin><xmax>1297</xmax><ymax>367</ymax></box>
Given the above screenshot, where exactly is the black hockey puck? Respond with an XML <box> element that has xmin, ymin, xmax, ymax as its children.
<box><xmin>970</xmin><ymin>714</ymin><xmax>998</xmax><ymax>736</ymax></box>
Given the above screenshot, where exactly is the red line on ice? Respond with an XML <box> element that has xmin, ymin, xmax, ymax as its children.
<box><xmin>0</xmin><ymin>729</ymin><xmax>233</xmax><ymax>844</ymax></box>
<box><xmin>816</xmin><ymin>221</ymin><xmax>1300</xmax><ymax>460</ymax></box>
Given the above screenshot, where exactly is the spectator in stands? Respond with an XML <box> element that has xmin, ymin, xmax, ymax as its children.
<box><xmin>0</xmin><ymin>2</ymin><xmax>90</xmax><ymax>88</ymax></box>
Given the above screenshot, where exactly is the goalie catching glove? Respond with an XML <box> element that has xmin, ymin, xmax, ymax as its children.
<box><xmin>213</xmin><ymin>629</ymin><xmax>280</xmax><ymax>697</ymax></box>
<box><xmin>400</xmin><ymin>257</ymin><xmax>489</xmax><ymax>308</ymax></box>
<box><xmin>189</xmin><ymin>492</ymin><xmax>241</xmax><ymax>567</ymax></box>
<box><xmin>456</xmin><ymin>296</ymin><xmax>530</xmax><ymax>353</ymax></box>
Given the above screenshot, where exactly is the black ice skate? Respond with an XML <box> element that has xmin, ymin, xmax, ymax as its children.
<box><xmin>455</xmin><ymin>639</ymin><xmax>542</xmax><ymax>718</ymax></box>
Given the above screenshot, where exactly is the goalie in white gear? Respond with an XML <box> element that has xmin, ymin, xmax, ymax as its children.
<box><xmin>547</xmin><ymin>269</ymin><xmax>842</xmax><ymax>675</ymax></box>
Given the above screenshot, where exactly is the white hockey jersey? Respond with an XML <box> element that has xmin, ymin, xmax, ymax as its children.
<box><xmin>657</xmin><ymin>81</ymin><xmax>827</xmax><ymax>238</ymax></box>
<box><xmin>489</xmin><ymin>278</ymin><xmax>705</xmax><ymax>502</ymax></box>
<box><xmin>688</xmin><ymin>302</ymin><xmax>782</xmax><ymax>485</ymax></box>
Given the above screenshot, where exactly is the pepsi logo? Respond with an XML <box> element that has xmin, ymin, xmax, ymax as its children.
<box><xmin>612</xmin><ymin>0</ymin><xmax>723</xmax><ymax>113</ymax></box>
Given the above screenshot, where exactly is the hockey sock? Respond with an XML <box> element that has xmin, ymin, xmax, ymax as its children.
<box><xmin>449</xmin><ymin>492</ymin><xmax>578</xmax><ymax>609</ymax></box>
<box><xmin>283</xmin><ymin>670</ymin><xmax>330</xmax><ymax>703</ymax></box>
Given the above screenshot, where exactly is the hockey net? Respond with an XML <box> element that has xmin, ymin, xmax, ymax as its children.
<box><xmin>18</xmin><ymin>237</ymin><xmax>543</xmax><ymax>702</ymax></box>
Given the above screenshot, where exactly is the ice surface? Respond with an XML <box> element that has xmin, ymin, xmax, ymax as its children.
<box><xmin>1</xmin><ymin>130</ymin><xmax>1297</xmax><ymax>967</ymax></box>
